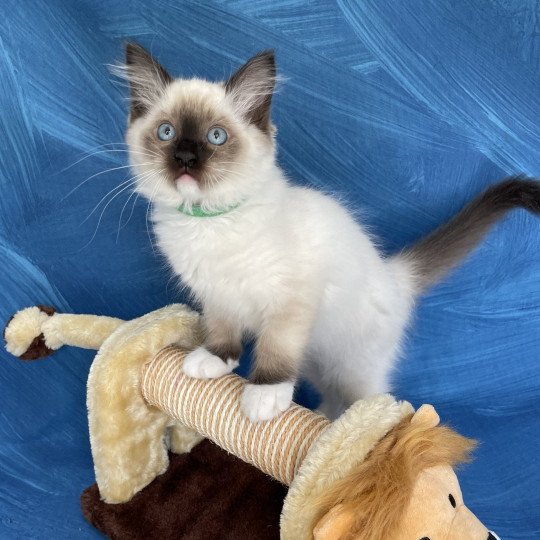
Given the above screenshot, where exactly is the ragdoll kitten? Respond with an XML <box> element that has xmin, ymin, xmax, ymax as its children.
<box><xmin>122</xmin><ymin>43</ymin><xmax>540</xmax><ymax>421</ymax></box>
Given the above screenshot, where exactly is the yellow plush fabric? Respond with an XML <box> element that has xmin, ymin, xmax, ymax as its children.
<box><xmin>281</xmin><ymin>394</ymin><xmax>413</xmax><ymax>540</ymax></box>
<box><xmin>86</xmin><ymin>304</ymin><xmax>204</xmax><ymax>503</ymax></box>
<box><xmin>4</xmin><ymin>306</ymin><xmax>124</xmax><ymax>356</ymax></box>
<box><xmin>307</xmin><ymin>406</ymin><xmax>490</xmax><ymax>540</ymax></box>
<box><xmin>395</xmin><ymin>465</ymin><xmax>490</xmax><ymax>540</ymax></box>
<box><xmin>4</xmin><ymin>306</ymin><xmax>51</xmax><ymax>357</ymax></box>
<box><xmin>42</xmin><ymin>313</ymin><xmax>124</xmax><ymax>350</ymax></box>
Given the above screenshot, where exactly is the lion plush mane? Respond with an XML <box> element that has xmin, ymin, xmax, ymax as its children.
<box><xmin>313</xmin><ymin>414</ymin><xmax>476</xmax><ymax>540</ymax></box>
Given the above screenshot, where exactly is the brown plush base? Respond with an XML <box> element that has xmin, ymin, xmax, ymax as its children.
<box><xmin>81</xmin><ymin>439</ymin><xmax>287</xmax><ymax>540</ymax></box>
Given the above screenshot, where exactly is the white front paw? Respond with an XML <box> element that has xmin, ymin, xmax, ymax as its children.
<box><xmin>183</xmin><ymin>347</ymin><xmax>238</xmax><ymax>379</ymax></box>
<box><xmin>240</xmin><ymin>382</ymin><xmax>295</xmax><ymax>422</ymax></box>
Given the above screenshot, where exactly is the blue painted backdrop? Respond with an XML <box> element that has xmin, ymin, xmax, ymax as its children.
<box><xmin>1</xmin><ymin>1</ymin><xmax>539</xmax><ymax>538</ymax></box>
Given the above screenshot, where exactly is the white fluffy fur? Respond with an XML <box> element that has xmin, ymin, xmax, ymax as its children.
<box><xmin>183</xmin><ymin>346</ymin><xmax>239</xmax><ymax>378</ymax></box>
<box><xmin>241</xmin><ymin>382</ymin><xmax>295</xmax><ymax>422</ymax></box>
<box><xmin>127</xmin><ymin>77</ymin><xmax>417</xmax><ymax>421</ymax></box>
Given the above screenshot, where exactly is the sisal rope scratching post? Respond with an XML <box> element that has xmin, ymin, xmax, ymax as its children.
<box><xmin>140</xmin><ymin>345</ymin><xmax>413</xmax><ymax>538</ymax></box>
<box><xmin>142</xmin><ymin>346</ymin><xmax>330</xmax><ymax>485</ymax></box>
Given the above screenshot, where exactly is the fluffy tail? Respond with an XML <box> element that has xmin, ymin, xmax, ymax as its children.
<box><xmin>396</xmin><ymin>176</ymin><xmax>540</xmax><ymax>293</ymax></box>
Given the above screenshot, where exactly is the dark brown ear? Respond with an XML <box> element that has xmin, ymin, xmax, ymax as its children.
<box><xmin>225</xmin><ymin>50</ymin><xmax>276</xmax><ymax>133</ymax></box>
<box><xmin>124</xmin><ymin>42</ymin><xmax>172</xmax><ymax>122</ymax></box>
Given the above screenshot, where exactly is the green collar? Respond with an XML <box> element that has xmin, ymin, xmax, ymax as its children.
<box><xmin>176</xmin><ymin>201</ymin><xmax>242</xmax><ymax>218</ymax></box>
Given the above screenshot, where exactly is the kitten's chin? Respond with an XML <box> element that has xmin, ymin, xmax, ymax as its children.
<box><xmin>175</xmin><ymin>174</ymin><xmax>203</xmax><ymax>201</ymax></box>
<box><xmin>177</xmin><ymin>172</ymin><xmax>197</xmax><ymax>184</ymax></box>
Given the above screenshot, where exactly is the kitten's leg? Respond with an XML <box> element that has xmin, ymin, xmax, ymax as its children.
<box><xmin>319</xmin><ymin>357</ymin><xmax>390</xmax><ymax>420</ymax></box>
<box><xmin>316</xmin><ymin>386</ymin><xmax>348</xmax><ymax>420</ymax></box>
<box><xmin>304</xmin><ymin>346</ymin><xmax>393</xmax><ymax>420</ymax></box>
<box><xmin>317</xmin><ymin>374</ymin><xmax>390</xmax><ymax>420</ymax></box>
<box><xmin>241</xmin><ymin>299</ymin><xmax>314</xmax><ymax>422</ymax></box>
<box><xmin>183</xmin><ymin>311</ymin><xmax>242</xmax><ymax>379</ymax></box>
<box><xmin>302</xmin><ymin>359</ymin><xmax>347</xmax><ymax>420</ymax></box>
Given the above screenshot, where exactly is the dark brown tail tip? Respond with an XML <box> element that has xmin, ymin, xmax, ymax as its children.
<box><xmin>488</xmin><ymin>175</ymin><xmax>540</xmax><ymax>214</ymax></box>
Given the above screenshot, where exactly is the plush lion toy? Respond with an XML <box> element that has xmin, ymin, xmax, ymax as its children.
<box><xmin>4</xmin><ymin>305</ymin><xmax>500</xmax><ymax>540</ymax></box>
<box><xmin>311</xmin><ymin>406</ymin><xmax>495</xmax><ymax>540</ymax></box>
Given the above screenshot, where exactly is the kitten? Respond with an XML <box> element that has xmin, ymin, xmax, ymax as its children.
<box><xmin>122</xmin><ymin>43</ymin><xmax>540</xmax><ymax>421</ymax></box>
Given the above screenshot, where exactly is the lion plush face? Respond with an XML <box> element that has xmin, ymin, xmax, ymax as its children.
<box><xmin>394</xmin><ymin>464</ymin><xmax>500</xmax><ymax>540</ymax></box>
<box><xmin>313</xmin><ymin>405</ymin><xmax>500</xmax><ymax>540</ymax></box>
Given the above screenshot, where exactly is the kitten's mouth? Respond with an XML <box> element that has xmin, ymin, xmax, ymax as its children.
<box><xmin>177</xmin><ymin>172</ymin><xmax>197</xmax><ymax>183</ymax></box>
<box><xmin>175</xmin><ymin>167</ymin><xmax>200</xmax><ymax>187</ymax></box>
<box><xmin>175</xmin><ymin>171</ymin><xmax>202</xmax><ymax>196</ymax></box>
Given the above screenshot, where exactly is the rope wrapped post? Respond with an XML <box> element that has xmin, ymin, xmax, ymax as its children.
<box><xmin>140</xmin><ymin>346</ymin><xmax>413</xmax><ymax>538</ymax></box>
<box><xmin>142</xmin><ymin>346</ymin><xmax>330</xmax><ymax>486</ymax></box>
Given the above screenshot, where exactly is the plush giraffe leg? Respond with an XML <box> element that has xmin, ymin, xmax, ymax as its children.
<box><xmin>4</xmin><ymin>303</ymin><xmax>205</xmax><ymax>503</ymax></box>
<box><xmin>42</xmin><ymin>312</ymin><xmax>124</xmax><ymax>351</ymax></box>
<box><xmin>168</xmin><ymin>423</ymin><xmax>203</xmax><ymax>455</ymax></box>
<box><xmin>86</xmin><ymin>305</ymin><xmax>204</xmax><ymax>503</ymax></box>
<box><xmin>4</xmin><ymin>305</ymin><xmax>123</xmax><ymax>359</ymax></box>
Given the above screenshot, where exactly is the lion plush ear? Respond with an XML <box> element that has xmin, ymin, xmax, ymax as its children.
<box><xmin>411</xmin><ymin>404</ymin><xmax>440</xmax><ymax>428</ymax></box>
<box><xmin>313</xmin><ymin>504</ymin><xmax>355</xmax><ymax>540</ymax></box>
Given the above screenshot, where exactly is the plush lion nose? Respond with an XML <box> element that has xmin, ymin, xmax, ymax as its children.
<box><xmin>174</xmin><ymin>140</ymin><xmax>198</xmax><ymax>169</ymax></box>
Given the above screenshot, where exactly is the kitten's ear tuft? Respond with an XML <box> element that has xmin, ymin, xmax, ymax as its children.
<box><xmin>122</xmin><ymin>42</ymin><xmax>172</xmax><ymax>122</ymax></box>
<box><xmin>225</xmin><ymin>50</ymin><xmax>276</xmax><ymax>133</ymax></box>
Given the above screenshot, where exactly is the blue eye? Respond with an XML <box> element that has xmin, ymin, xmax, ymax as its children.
<box><xmin>157</xmin><ymin>123</ymin><xmax>175</xmax><ymax>141</ymax></box>
<box><xmin>207</xmin><ymin>126</ymin><xmax>228</xmax><ymax>145</ymax></box>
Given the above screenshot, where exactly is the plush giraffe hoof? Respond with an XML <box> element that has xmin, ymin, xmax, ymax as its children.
<box><xmin>4</xmin><ymin>305</ymin><xmax>57</xmax><ymax>361</ymax></box>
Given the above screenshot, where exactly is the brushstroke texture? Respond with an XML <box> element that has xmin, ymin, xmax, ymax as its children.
<box><xmin>0</xmin><ymin>1</ymin><xmax>538</xmax><ymax>538</ymax></box>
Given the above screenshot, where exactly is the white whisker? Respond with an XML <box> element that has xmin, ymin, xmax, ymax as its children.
<box><xmin>145</xmin><ymin>178</ymin><xmax>164</xmax><ymax>254</ymax></box>
<box><xmin>60</xmin><ymin>148</ymin><xmax>159</xmax><ymax>173</ymax></box>
<box><xmin>78</xmin><ymin>178</ymin><xmax>140</xmax><ymax>251</ymax></box>
<box><xmin>116</xmin><ymin>169</ymin><xmax>164</xmax><ymax>240</ymax></box>
<box><xmin>62</xmin><ymin>161</ymin><xmax>156</xmax><ymax>202</ymax></box>
<box><xmin>211</xmin><ymin>167</ymin><xmax>251</xmax><ymax>181</ymax></box>
<box><xmin>81</xmin><ymin>177</ymin><xmax>138</xmax><ymax>225</ymax></box>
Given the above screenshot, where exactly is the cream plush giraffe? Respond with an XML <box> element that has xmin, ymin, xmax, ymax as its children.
<box><xmin>4</xmin><ymin>305</ymin><xmax>500</xmax><ymax>540</ymax></box>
